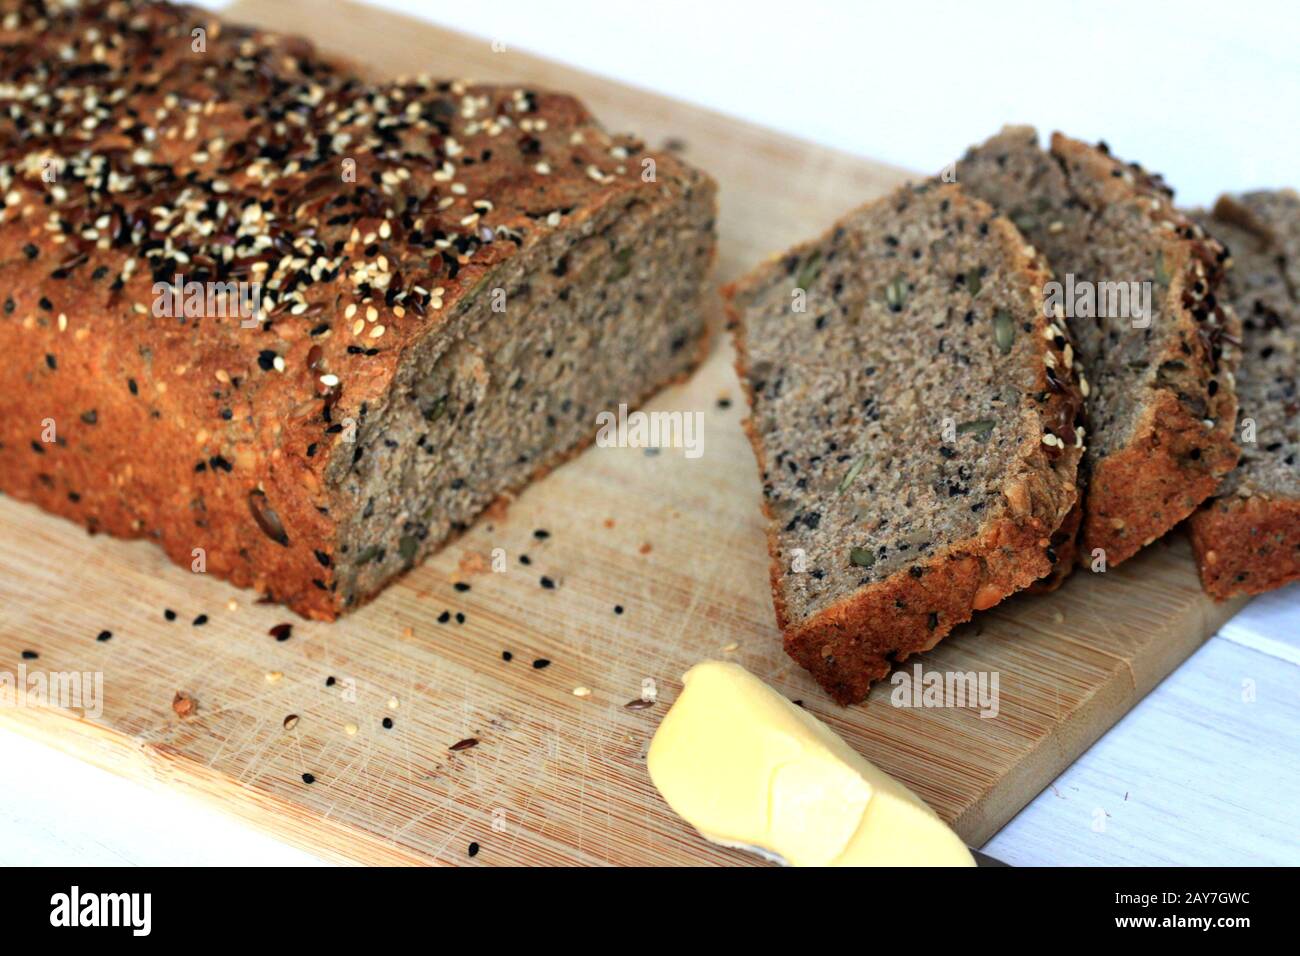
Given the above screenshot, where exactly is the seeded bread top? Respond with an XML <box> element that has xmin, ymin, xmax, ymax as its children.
<box><xmin>729</xmin><ymin>181</ymin><xmax>1083</xmax><ymax>623</ymax></box>
<box><xmin>1195</xmin><ymin>191</ymin><xmax>1300</xmax><ymax>501</ymax></box>
<box><xmin>0</xmin><ymin>0</ymin><xmax>698</xmax><ymax>427</ymax></box>
<box><xmin>957</xmin><ymin>127</ymin><xmax>1237</xmax><ymax>464</ymax></box>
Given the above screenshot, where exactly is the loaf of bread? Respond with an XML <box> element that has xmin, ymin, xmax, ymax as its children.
<box><xmin>726</xmin><ymin>182</ymin><xmax>1084</xmax><ymax>704</ymax></box>
<box><xmin>959</xmin><ymin>127</ymin><xmax>1240</xmax><ymax>571</ymax></box>
<box><xmin>0</xmin><ymin>1</ymin><xmax>716</xmax><ymax>618</ymax></box>
<box><xmin>1189</xmin><ymin>191</ymin><xmax>1300</xmax><ymax>599</ymax></box>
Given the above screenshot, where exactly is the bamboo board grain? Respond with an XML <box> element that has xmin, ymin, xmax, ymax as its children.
<box><xmin>0</xmin><ymin>0</ymin><xmax>1249</xmax><ymax>865</ymax></box>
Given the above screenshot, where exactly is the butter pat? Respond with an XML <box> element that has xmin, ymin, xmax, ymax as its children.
<box><xmin>647</xmin><ymin>661</ymin><xmax>975</xmax><ymax>866</ymax></box>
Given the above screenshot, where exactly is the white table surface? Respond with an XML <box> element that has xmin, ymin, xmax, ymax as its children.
<box><xmin>2</xmin><ymin>0</ymin><xmax>1297</xmax><ymax>866</ymax></box>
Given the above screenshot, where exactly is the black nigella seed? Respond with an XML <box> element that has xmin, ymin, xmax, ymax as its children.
<box><xmin>21</xmin><ymin>650</ymin><xmax>38</xmax><ymax>660</ymax></box>
<box><xmin>539</xmin><ymin>576</ymin><xmax>555</xmax><ymax>590</ymax></box>
<box><xmin>453</xmin><ymin>581</ymin><xmax>470</xmax><ymax>592</ymax></box>
<box><xmin>325</xmin><ymin>676</ymin><xmax>336</xmax><ymax>687</ymax></box>
<box><xmin>96</xmin><ymin>630</ymin><xmax>112</xmax><ymax>642</ymax></box>
<box><xmin>455</xmin><ymin>612</ymin><xmax>465</xmax><ymax>624</ymax></box>
<box><xmin>437</xmin><ymin>610</ymin><xmax>451</xmax><ymax>624</ymax></box>
<box><xmin>302</xmin><ymin>773</ymin><xmax>315</xmax><ymax>784</ymax></box>
<box><xmin>533</xmin><ymin>658</ymin><xmax>551</xmax><ymax>670</ymax></box>
<box><xmin>382</xmin><ymin>717</ymin><xmax>393</xmax><ymax>729</ymax></box>
<box><xmin>192</xmin><ymin>614</ymin><xmax>208</xmax><ymax>626</ymax></box>
<box><xmin>45</xmin><ymin>354</ymin><xmax>56</xmax><ymax>370</ymax></box>
<box><xmin>502</xmin><ymin>650</ymin><xmax>513</xmax><ymax>661</ymax></box>
<box><xmin>614</xmin><ymin>605</ymin><xmax>624</xmax><ymax>615</ymax></box>
<box><xmin>270</xmin><ymin>623</ymin><xmax>293</xmax><ymax>641</ymax></box>
<box><xmin>164</xmin><ymin>609</ymin><xmax>177</xmax><ymax>621</ymax></box>
<box><xmin>533</xmin><ymin>529</ymin><xmax>550</xmax><ymax>540</ymax></box>
<box><xmin>468</xmin><ymin>842</ymin><xmax>480</xmax><ymax>857</ymax></box>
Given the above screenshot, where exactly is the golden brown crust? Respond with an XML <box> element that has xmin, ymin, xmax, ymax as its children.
<box><xmin>727</xmin><ymin>184</ymin><xmax>1082</xmax><ymax>705</ymax></box>
<box><xmin>1189</xmin><ymin>496</ymin><xmax>1300</xmax><ymax>600</ymax></box>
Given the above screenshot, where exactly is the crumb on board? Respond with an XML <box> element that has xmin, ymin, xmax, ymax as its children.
<box><xmin>172</xmin><ymin>691</ymin><xmax>196</xmax><ymax>718</ymax></box>
<box><xmin>457</xmin><ymin>550</ymin><xmax>490</xmax><ymax>576</ymax></box>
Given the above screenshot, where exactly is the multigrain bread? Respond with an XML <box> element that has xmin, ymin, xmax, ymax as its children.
<box><xmin>0</xmin><ymin>0</ymin><xmax>716</xmax><ymax>619</ymax></box>
<box><xmin>958</xmin><ymin>127</ymin><xmax>1240</xmax><ymax>570</ymax></box>
<box><xmin>726</xmin><ymin>182</ymin><xmax>1084</xmax><ymax>704</ymax></box>
<box><xmin>1189</xmin><ymin>191</ymin><xmax>1300</xmax><ymax>599</ymax></box>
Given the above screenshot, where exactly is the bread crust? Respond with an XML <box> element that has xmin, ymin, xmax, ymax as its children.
<box><xmin>1189</xmin><ymin>496</ymin><xmax>1300</xmax><ymax>599</ymax></box>
<box><xmin>727</xmin><ymin>183</ymin><xmax>1082</xmax><ymax>704</ymax></box>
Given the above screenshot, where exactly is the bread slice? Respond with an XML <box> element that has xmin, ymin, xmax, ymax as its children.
<box><xmin>726</xmin><ymin>182</ymin><xmax>1084</xmax><ymax>704</ymax></box>
<box><xmin>958</xmin><ymin>127</ymin><xmax>1240</xmax><ymax>569</ymax></box>
<box><xmin>0</xmin><ymin>1</ymin><xmax>716</xmax><ymax>619</ymax></box>
<box><xmin>1188</xmin><ymin>191</ymin><xmax>1300</xmax><ymax>598</ymax></box>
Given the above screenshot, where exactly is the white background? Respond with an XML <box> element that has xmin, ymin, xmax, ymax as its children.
<box><xmin>1</xmin><ymin>0</ymin><xmax>1297</xmax><ymax>866</ymax></box>
<box><xmin>354</xmin><ymin>0</ymin><xmax>1300</xmax><ymax>207</ymax></box>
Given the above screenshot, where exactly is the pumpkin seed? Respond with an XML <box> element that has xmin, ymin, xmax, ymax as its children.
<box><xmin>607</xmin><ymin>246</ymin><xmax>634</xmax><ymax>282</ymax></box>
<box><xmin>966</xmin><ymin>267</ymin><xmax>982</xmax><ymax>297</ymax></box>
<box><xmin>836</xmin><ymin>454</ymin><xmax>868</xmax><ymax>494</ymax></box>
<box><xmin>885</xmin><ymin>274</ymin><xmax>907</xmax><ymax>311</ymax></box>
<box><xmin>354</xmin><ymin>544</ymin><xmax>382</xmax><ymax>565</ymax></box>
<box><xmin>795</xmin><ymin>251</ymin><xmax>822</xmax><ymax>290</ymax></box>
<box><xmin>423</xmin><ymin>395</ymin><xmax>447</xmax><ymax>423</ymax></box>
<box><xmin>398</xmin><ymin>535</ymin><xmax>418</xmax><ymax>563</ymax></box>
<box><xmin>1011</xmin><ymin>209</ymin><xmax>1038</xmax><ymax>232</ymax></box>
<box><xmin>957</xmin><ymin>419</ymin><xmax>996</xmax><ymax>438</ymax></box>
<box><xmin>994</xmin><ymin>308</ymin><xmax>1015</xmax><ymax>354</ymax></box>
<box><xmin>849</xmin><ymin>547</ymin><xmax>876</xmax><ymax>568</ymax></box>
<box><xmin>1154</xmin><ymin>251</ymin><xmax>1170</xmax><ymax>286</ymax></box>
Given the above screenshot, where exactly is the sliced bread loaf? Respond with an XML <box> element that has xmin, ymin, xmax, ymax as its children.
<box><xmin>1189</xmin><ymin>191</ymin><xmax>1300</xmax><ymax>598</ymax></box>
<box><xmin>726</xmin><ymin>182</ymin><xmax>1084</xmax><ymax>704</ymax></box>
<box><xmin>0</xmin><ymin>1</ymin><xmax>716</xmax><ymax>619</ymax></box>
<box><xmin>958</xmin><ymin>127</ymin><xmax>1240</xmax><ymax>569</ymax></box>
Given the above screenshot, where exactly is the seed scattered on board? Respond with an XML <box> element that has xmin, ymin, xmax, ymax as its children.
<box><xmin>449</xmin><ymin>738</ymin><xmax>479</xmax><ymax>752</ymax></box>
<box><xmin>96</xmin><ymin>630</ymin><xmax>112</xmax><ymax>642</ymax></box>
<box><xmin>533</xmin><ymin>658</ymin><xmax>551</xmax><ymax>669</ymax></box>
<box><xmin>572</xmin><ymin>686</ymin><xmax>591</xmax><ymax>697</ymax></box>
<box><xmin>265</xmin><ymin>671</ymin><xmax>282</xmax><ymax>684</ymax></box>
<box><xmin>625</xmin><ymin>698</ymin><xmax>654</xmax><ymax>710</ymax></box>
<box><xmin>270</xmin><ymin>623</ymin><xmax>293</xmax><ymax>641</ymax></box>
<box><xmin>283</xmin><ymin>714</ymin><xmax>299</xmax><ymax>730</ymax></box>
<box><xmin>468</xmin><ymin>842</ymin><xmax>480</xmax><ymax>858</ymax></box>
<box><xmin>302</xmin><ymin>773</ymin><xmax>315</xmax><ymax>785</ymax></box>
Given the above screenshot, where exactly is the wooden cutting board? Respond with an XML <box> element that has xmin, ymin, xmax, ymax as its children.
<box><xmin>0</xmin><ymin>0</ymin><xmax>1248</xmax><ymax>865</ymax></box>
